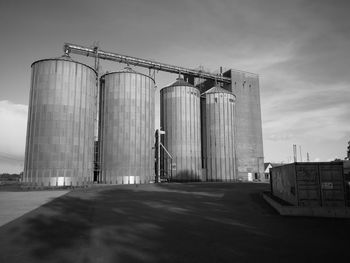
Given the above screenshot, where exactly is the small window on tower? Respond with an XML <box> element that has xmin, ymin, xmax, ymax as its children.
<box><xmin>214</xmin><ymin>98</ymin><xmax>218</xmax><ymax>103</ymax></box>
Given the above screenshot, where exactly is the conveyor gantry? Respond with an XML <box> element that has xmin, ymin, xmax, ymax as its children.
<box><xmin>64</xmin><ymin>43</ymin><xmax>231</xmax><ymax>84</ymax></box>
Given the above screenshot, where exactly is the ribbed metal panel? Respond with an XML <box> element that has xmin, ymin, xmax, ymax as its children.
<box><xmin>23</xmin><ymin>57</ymin><xmax>97</xmax><ymax>187</ymax></box>
<box><xmin>100</xmin><ymin>68</ymin><xmax>155</xmax><ymax>184</ymax></box>
<box><xmin>160</xmin><ymin>78</ymin><xmax>202</xmax><ymax>181</ymax></box>
<box><xmin>202</xmin><ymin>86</ymin><xmax>236</xmax><ymax>181</ymax></box>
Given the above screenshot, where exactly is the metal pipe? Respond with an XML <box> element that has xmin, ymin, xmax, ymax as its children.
<box><xmin>157</xmin><ymin>129</ymin><xmax>161</xmax><ymax>183</ymax></box>
<box><xmin>160</xmin><ymin>142</ymin><xmax>173</xmax><ymax>159</ymax></box>
<box><xmin>64</xmin><ymin>43</ymin><xmax>231</xmax><ymax>84</ymax></box>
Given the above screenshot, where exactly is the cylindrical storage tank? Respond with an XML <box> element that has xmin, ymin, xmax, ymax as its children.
<box><xmin>160</xmin><ymin>78</ymin><xmax>202</xmax><ymax>181</ymax></box>
<box><xmin>23</xmin><ymin>56</ymin><xmax>97</xmax><ymax>187</ymax></box>
<box><xmin>100</xmin><ymin>67</ymin><xmax>155</xmax><ymax>184</ymax></box>
<box><xmin>202</xmin><ymin>86</ymin><xmax>236</xmax><ymax>181</ymax></box>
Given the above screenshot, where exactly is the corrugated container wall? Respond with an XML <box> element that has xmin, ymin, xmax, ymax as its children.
<box><xmin>271</xmin><ymin>162</ymin><xmax>346</xmax><ymax>207</ymax></box>
<box><xmin>100</xmin><ymin>67</ymin><xmax>155</xmax><ymax>184</ymax></box>
<box><xmin>23</xmin><ymin>56</ymin><xmax>97</xmax><ymax>186</ymax></box>
<box><xmin>202</xmin><ymin>86</ymin><xmax>236</xmax><ymax>181</ymax></box>
<box><xmin>160</xmin><ymin>78</ymin><xmax>202</xmax><ymax>181</ymax></box>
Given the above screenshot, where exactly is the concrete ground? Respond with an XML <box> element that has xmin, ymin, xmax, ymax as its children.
<box><xmin>0</xmin><ymin>190</ymin><xmax>69</xmax><ymax>227</ymax></box>
<box><xmin>0</xmin><ymin>183</ymin><xmax>349</xmax><ymax>263</ymax></box>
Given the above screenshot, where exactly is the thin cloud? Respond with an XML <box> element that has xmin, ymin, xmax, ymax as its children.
<box><xmin>0</xmin><ymin>100</ymin><xmax>27</xmax><ymax>173</ymax></box>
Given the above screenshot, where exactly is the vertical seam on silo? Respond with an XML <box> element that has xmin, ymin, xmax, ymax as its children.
<box><xmin>65</xmin><ymin>62</ymin><xmax>71</xmax><ymax>185</ymax></box>
<box><xmin>25</xmin><ymin>64</ymin><xmax>34</xmax><ymax>183</ymax></box>
<box><xmin>223</xmin><ymin>94</ymin><xmax>227</xmax><ymax>181</ymax></box>
<box><xmin>183</xmin><ymin>87</ymin><xmax>186</xmax><ymax>182</ymax></box>
<box><xmin>138</xmin><ymin>75</ymin><xmax>142</xmax><ymax>183</ymax></box>
<box><xmin>34</xmin><ymin>62</ymin><xmax>42</xmax><ymax>186</ymax></box>
<box><xmin>48</xmin><ymin>60</ymin><xmax>54</xmax><ymax>187</ymax></box>
<box><xmin>225</xmin><ymin>94</ymin><xmax>228</xmax><ymax>181</ymax></box>
<box><xmin>194</xmin><ymin>89</ymin><xmax>196</xmax><ymax>180</ymax></box>
<box><xmin>233</xmin><ymin>90</ymin><xmax>237</xmax><ymax>180</ymax></box>
<box><xmin>207</xmin><ymin>95</ymin><xmax>211</xmax><ymax>181</ymax></box>
<box><xmin>31</xmin><ymin>62</ymin><xmax>42</xmax><ymax>185</ymax></box>
<box><xmin>71</xmin><ymin>63</ymin><xmax>76</xmax><ymax>185</ymax></box>
<box><xmin>231</xmin><ymin>93</ymin><xmax>234</xmax><ymax>180</ymax></box>
<box><xmin>147</xmin><ymin>75</ymin><xmax>151</xmax><ymax>183</ymax></box>
<box><xmin>217</xmin><ymin>93</ymin><xmax>219</xmax><ymax>182</ymax></box>
<box><xmin>129</xmin><ymin>73</ymin><xmax>133</xmax><ymax>183</ymax></box>
<box><xmin>193</xmin><ymin>89</ymin><xmax>196</xmax><ymax>180</ymax></box>
<box><xmin>221</xmin><ymin>94</ymin><xmax>225</xmax><ymax>181</ymax></box>
<box><xmin>56</xmin><ymin>61</ymin><xmax>61</xmax><ymax>185</ymax></box>
<box><xmin>83</xmin><ymin>65</ymin><xmax>88</xmax><ymax>184</ymax></box>
<box><xmin>173</xmin><ymin>87</ymin><xmax>176</xmax><ymax>181</ymax></box>
<box><xmin>229</xmin><ymin>95</ymin><xmax>232</xmax><ymax>181</ymax></box>
<box><xmin>135</xmin><ymin>74</ymin><xmax>138</xmax><ymax>182</ymax></box>
<box><xmin>226</xmin><ymin>95</ymin><xmax>230</xmax><ymax>181</ymax></box>
<box><xmin>189</xmin><ymin>87</ymin><xmax>192</xmax><ymax>180</ymax></box>
<box><xmin>192</xmin><ymin>89</ymin><xmax>197</xmax><ymax>182</ymax></box>
<box><xmin>132</xmin><ymin>74</ymin><xmax>136</xmax><ymax>182</ymax></box>
<box><xmin>122</xmin><ymin>73</ymin><xmax>126</xmax><ymax>184</ymax></box>
<box><xmin>193</xmin><ymin>88</ymin><xmax>196</xmax><ymax>180</ymax></box>
<box><xmin>100</xmin><ymin>77</ymin><xmax>104</xmax><ymax>183</ymax></box>
<box><xmin>128</xmin><ymin>73</ymin><xmax>132</xmax><ymax>184</ymax></box>
<box><xmin>210</xmin><ymin>94</ymin><xmax>213</xmax><ymax>181</ymax></box>
<box><xmin>78</xmin><ymin>63</ymin><xmax>84</xmax><ymax>184</ymax></box>
<box><xmin>205</xmin><ymin>95</ymin><xmax>208</xmax><ymax>181</ymax></box>
<box><xmin>197</xmin><ymin>90</ymin><xmax>200</xmax><ymax>181</ymax></box>
<box><xmin>151</xmin><ymin>77</ymin><xmax>154</xmax><ymax>182</ymax></box>
<box><xmin>210</xmin><ymin>94</ymin><xmax>214</xmax><ymax>182</ymax></box>
<box><xmin>167</xmin><ymin>88</ymin><xmax>170</xmax><ymax>180</ymax></box>
<box><xmin>228</xmin><ymin>94</ymin><xmax>230</xmax><ymax>181</ymax></box>
<box><xmin>215</xmin><ymin>94</ymin><xmax>218</xmax><ymax>182</ymax></box>
<box><xmin>143</xmin><ymin>76</ymin><xmax>147</xmax><ymax>183</ymax></box>
<box><xmin>29</xmin><ymin>64</ymin><xmax>38</xmax><ymax>184</ymax></box>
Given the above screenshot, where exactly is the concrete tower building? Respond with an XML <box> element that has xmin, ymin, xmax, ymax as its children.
<box><xmin>223</xmin><ymin>70</ymin><xmax>264</xmax><ymax>181</ymax></box>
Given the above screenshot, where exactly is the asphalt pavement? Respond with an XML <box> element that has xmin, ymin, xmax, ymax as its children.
<box><xmin>0</xmin><ymin>183</ymin><xmax>349</xmax><ymax>263</ymax></box>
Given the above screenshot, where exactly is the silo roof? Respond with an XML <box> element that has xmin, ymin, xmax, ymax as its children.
<box><xmin>203</xmin><ymin>86</ymin><xmax>233</xmax><ymax>95</ymax></box>
<box><xmin>164</xmin><ymin>78</ymin><xmax>197</xmax><ymax>89</ymax></box>
<box><xmin>101</xmin><ymin>66</ymin><xmax>155</xmax><ymax>83</ymax></box>
<box><xmin>31</xmin><ymin>55</ymin><xmax>96</xmax><ymax>73</ymax></box>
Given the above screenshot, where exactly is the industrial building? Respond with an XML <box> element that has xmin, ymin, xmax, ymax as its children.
<box><xmin>23</xmin><ymin>43</ymin><xmax>264</xmax><ymax>187</ymax></box>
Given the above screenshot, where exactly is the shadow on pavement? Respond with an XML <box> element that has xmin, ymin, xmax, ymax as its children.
<box><xmin>0</xmin><ymin>183</ymin><xmax>349</xmax><ymax>263</ymax></box>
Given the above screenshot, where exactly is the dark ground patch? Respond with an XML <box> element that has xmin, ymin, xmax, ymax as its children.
<box><xmin>0</xmin><ymin>183</ymin><xmax>349</xmax><ymax>263</ymax></box>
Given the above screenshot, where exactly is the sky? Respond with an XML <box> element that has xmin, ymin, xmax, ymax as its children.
<box><xmin>0</xmin><ymin>0</ymin><xmax>349</xmax><ymax>173</ymax></box>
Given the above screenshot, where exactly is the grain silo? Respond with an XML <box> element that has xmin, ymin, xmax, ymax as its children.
<box><xmin>160</xmin><ymin>78</ymin><xmax>202</xmax><ymax>181</ymax></box>
<box><xmin>23</xmin><ymin>56</ymin><xmax>97</xmax><ymax>187</ymax></box>
<box><xmin>100</xmin><ymin>67</ymin><xmax>155</xmax><ymax>184</ymax></box>
<box><xmin>202</xmin><ymin>86</ymin><xmax>236</xmax><ymax>181</ymax></box>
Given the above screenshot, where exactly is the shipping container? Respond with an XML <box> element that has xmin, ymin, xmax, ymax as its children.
<box><xmin>271</xmin><ymin>162</ymin><xmax>346</xmax><ymax>207</ymax></box>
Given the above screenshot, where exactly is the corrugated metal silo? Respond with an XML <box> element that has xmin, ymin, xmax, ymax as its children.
<box><xmin>23</xmin><ymin>56</ymin><xmax>97</xmax><ymax>187</ymax></box>
<box><xmin>160</xmin><ymin>78</ymin><xmax>202</xmax><ymax>181</ymax></box>
<box><xmin>100</xmin><ymin>67</ymin><xmax>155</xmax><ymax>184</ymax></box>
<box><xmin>202</xmin><ymin>86</ymin><xmax>236</xmax><ymax>181</ymax></box>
